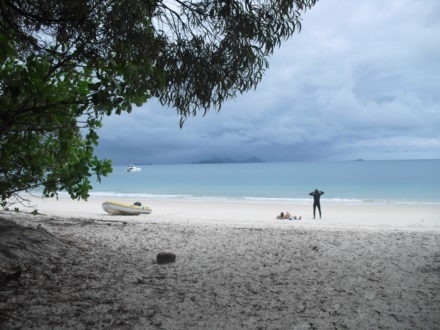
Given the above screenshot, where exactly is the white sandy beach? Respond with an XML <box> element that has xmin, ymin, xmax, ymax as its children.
<box><xmin>1</xmin><ymin>196</ymin><xmax>439</xmax><ymax>329</ymax></box>
<box><xmin>19</xmin><ymin>195</ymin><xmax>440</xmax><ymax>231</ymax></box>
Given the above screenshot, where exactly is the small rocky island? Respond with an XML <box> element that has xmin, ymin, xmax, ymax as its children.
<box><xmin>194</xmin><ymin>157</ymin><xmax>264</xmax><ymax>164</ymax></box>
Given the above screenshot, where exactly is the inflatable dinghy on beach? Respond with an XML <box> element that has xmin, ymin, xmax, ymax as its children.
<box><xmin>102</xmin><ymin>201</ymin><xmax>152</xmax><ymax>215</ymax></box>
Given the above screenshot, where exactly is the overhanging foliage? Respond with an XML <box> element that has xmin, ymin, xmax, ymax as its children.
<box><xmin>0</xmin><ymin>0</ymin><xmax>317</xmax><ymax>203</ymax></box>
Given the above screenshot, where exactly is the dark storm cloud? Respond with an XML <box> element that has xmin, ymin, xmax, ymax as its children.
<box><xmin>96</xmin><ymin>0</ymin><xmax>440</xmax><ymax>164</ymax></box>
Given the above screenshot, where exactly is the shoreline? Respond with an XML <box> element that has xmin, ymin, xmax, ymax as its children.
<box><xmin>11</xmin><ymin>194</ymin><xmax>440</xmax><ymax>232</ymax></box>
<box><xmin>32</xmin><ymin>190</ymin><xmax>440</xmax><ymax>207</ymax></box>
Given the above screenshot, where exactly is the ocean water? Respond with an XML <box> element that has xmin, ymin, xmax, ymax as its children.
<box><xmin>89</xmin><ymin>159</ymin><xmax>440</xmax><ymax>206</ymax></box>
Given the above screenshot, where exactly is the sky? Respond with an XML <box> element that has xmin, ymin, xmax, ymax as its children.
<box><xmin>96</xmin><ymin>0</ymin><xmax>440</xmax><ymax>164</ymax></box>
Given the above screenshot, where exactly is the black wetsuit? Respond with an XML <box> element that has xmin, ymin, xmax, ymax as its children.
<box><xmin>309</xmin><ymin>190</ymin><xmax>324</xmax><ymax>218</ymax></box>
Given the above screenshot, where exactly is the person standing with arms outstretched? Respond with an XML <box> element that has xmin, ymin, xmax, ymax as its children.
<box><xmin>309</xmin><ymin>189</ymin><xmax>324</xmax><ymax>219</ymax></box>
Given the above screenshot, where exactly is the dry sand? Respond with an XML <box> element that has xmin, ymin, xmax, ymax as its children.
<box><xmin>0</xmin><ymin>196</ymin><xmax>439</xmax><ymax>329</ymax></box>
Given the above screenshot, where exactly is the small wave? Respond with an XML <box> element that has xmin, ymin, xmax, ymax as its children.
<box><xmin>243</xmin><ymin>197</ymin><xmax>311</xmax><ymax>204</ymax></box>
<box><xmin>89</xmin><ymin>192</ymin><xmax>193</xmax><ymax>199</ymax></box>
<box><xmin>393</xmin><ymin>200</ymin><xmax>440</xmax><ymax>207</ymax></box>
<box><xmin>57</xmin><ymin>191</ymin><xmax>440</xmax><ymax>206</ymax></box>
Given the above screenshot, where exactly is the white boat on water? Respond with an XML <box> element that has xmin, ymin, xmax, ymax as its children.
<box><xmin>102</xmin><ymin>201</ymin><xmax>152</xmax><ymax>215</ymax></box>
<box><xmin>126</xmin><ymin>164</ymin><xmax>141</xmax><ymax>172</ymax></box>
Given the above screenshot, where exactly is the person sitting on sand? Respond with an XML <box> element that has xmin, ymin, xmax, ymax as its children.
<box><xmin>276</xmin><ymin>211</ymin><xmax>291</xmax><ymax>219</ymax></box>
<box><xmin>276</xmin><ymin>212</ymin><xmax>302</xmax><ymax>220</ymax></box>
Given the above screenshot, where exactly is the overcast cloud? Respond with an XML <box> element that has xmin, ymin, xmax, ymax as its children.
<box><xmin>96</xmin><ymin>0</ymin><xmax>440</xmax><ymax>164</ymax></box>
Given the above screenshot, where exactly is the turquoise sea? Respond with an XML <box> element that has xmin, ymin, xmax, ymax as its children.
<box><xmin>89</xmin><ymin>159</ymin><xmax>440</xmax><ymax>206</ymax></box>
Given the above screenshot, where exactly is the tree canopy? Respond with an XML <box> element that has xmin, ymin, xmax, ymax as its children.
<box><xmin>0</xmin><ymin>0</ymin><xmax>317</xmax><ymax>204</ymax></box>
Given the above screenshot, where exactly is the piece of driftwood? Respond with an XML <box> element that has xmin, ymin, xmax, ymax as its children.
<box><xmin>0</xmin><ymin>263</ymin><xmax>21</xmax><ymax>285</ymax></box>
<box><xmin>156</xmin><ymin>252</ymin><xmax>176</xmax><ymax>264</ymax></box>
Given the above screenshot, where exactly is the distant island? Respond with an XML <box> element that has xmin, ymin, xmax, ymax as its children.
<box><xmin>355</xmin><ymin>159</ymin><xmax>365</xmax><ymax>161</ymax></box>
<box><xmin>194</xmin><ymin>157</ymin><xmax>264</xmax><ymax>164</ymax></box>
